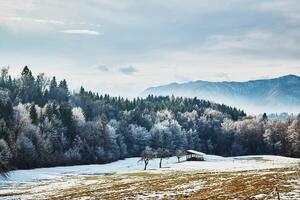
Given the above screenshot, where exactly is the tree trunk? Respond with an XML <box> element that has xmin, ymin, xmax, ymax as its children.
<box><xmin>144</xmin><ymin>160</ymin><xmax>148</xmax><ymax>170</ymax></box>
<box><xmin>159</xmin><ymin>158</ymin><xmax>162</xmax><ymax>168</ymax></box>
<box><xmin>177</xmin><ymin>157</ymin><xmax>180</xmax><ymax>163</ymax></box>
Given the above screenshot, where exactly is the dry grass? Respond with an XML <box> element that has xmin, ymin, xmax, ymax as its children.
<box><xmin>19</xmin><ymin>166</ymin><xmax>300</xmax><ymax>200</ymax></box>
<box><xmin>1</xmin><ymin>163</ymin><xmax>299</xmax><ymax>200</ymax></box>
<box><xmin>121</xmin><ymin>171</ymin><xmax>161</xmax><ymax>177</ymax></box>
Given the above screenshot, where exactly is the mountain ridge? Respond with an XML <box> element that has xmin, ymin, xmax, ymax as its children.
<box><xmin>142</xmin><ymin>74</ymin><xmax>300</xmax><ymax>114</ymax></box>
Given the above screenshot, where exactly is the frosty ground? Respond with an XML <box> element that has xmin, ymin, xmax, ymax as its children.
<box><xmin>0</xmin><ymin>154</ymin><xmax>299</xmax><ymax>199</ymax></box>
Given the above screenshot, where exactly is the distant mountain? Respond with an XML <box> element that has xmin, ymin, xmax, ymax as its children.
<box><xmin>142</xmin><ymin>75</ymin><xmax>300</xmax><ymax>114</ymax></box>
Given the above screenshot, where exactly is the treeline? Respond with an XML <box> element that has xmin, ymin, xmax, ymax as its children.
<box><xmin>0</xmin><ymin>66</ymin><xmax>299</xmax><ymax>171</ymax></box>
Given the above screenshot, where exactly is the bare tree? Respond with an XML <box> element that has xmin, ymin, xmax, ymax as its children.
<box><xmin>156</xmin><ymin>148</ymin><xmax>171</xmax><ymax>168</ymax></box>
<box><xmin>175</xmin><ymin>149</ymin><xmax>185</xmax><ymax>163</ymax></box>
<box><xmin>140</xmin><ymin>149</ymin><xmax>155</xmax><ymax>170</ymax></box>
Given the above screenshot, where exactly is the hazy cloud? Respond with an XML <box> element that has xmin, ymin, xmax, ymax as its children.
<box><xmin>215</xmin><ymin>73</ymin><xmax>231</xmax><ymax>81</ymax></box>
<box><xmin>97</xmin><ymin>65</ymin><xmax>109</xmax><ymax>72</ymax></box>
<box><xmin>119</xmin><ymin>66</ymin><xmax>137</xmax><ymax>75</ymax></box>
<box><xmin>2</xmin><ymin>17</ymin><xmax>64</xmax><ymax>25</ymax></box>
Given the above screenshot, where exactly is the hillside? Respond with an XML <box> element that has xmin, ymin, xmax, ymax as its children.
<box><xmin>143</xmin><ymin>75</ymin><xmax>300</xmax><ymax>114</ymax></box>
<box><xmin>0</xmin><ymin>66</ymin><xmax>300</xmax><ymax>174</ymax></box>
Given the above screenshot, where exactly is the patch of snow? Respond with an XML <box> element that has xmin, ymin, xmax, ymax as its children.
<box><xmin>0</xmin><ymin>155</ymin><xmax>298</xmax><ymax>185</ymax></box>
<box><xmin>270</xmin><ymin>179</ymin><xmax>300</xmax><ymax>200</ymax></box>
<box><xmin>251</xmin><ymin>193</ymin><xmax>269</xmax><ymax>199</ymax></box>
<box><xmin>172</xmin><ymin>155</ymin><xmax>298</xmax><ymax>172</ymax></box>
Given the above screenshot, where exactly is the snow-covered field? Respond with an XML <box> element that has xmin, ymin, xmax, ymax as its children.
<box><xmin>0</xmin><ymin>154</ymin><xmax>299</xmax><ymax>199</ymax></box>
<box><xmin>1</xmin><ymin>154</ymin><xmax>298</xmax><ymax>184</ymax></box>
<box><xmin>0</xmin><ymin>157</ymin><xmax>177</xmax><ymax>184</ymax></box>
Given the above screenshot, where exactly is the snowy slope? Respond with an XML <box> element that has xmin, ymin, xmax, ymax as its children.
<box><xmin>1</xmin><ymin>155</ymin><xmax>298</xmax><ymax>185</ymax></box>
<box><xmin>0</xmin><ymin>157</ymin><xmax>177</xmax><ymax>184</ymax></box>
<box><xmin>172</xmin><ymin>155</ymin><xmax>298</xmax><ymax>172</ymax></box>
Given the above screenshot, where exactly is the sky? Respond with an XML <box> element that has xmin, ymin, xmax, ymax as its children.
<box><xmin>0</xmin><ymin>0</ymin><xmax>300</xmax><ymax>97</ymax></box>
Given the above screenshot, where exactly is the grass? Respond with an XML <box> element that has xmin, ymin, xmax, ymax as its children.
<box><xmin>121</xmin><ymin>171</ymin><xmax>161</xmax><ymax>177</ymax></box>
<box><xmin>21</xmin><ymin>167</ymin><xmax>299</xmax><ymax>200</ymax></box>
<box><xmin>2</xmin><ymin>165</ymin><xmax>300</xmax><ymax>199</ymax></box>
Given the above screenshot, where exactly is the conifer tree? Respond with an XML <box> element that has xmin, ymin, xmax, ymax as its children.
<box><xmin>29</xmin><ymin>103</ymin><xmax>38</xmax><ymax>125</ymax></box>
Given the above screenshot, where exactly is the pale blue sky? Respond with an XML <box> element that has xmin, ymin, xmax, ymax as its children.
<box><xmin>0</xmin><ymin>0</ymin><xmax>300</xmax><ymax>97</ymax></box>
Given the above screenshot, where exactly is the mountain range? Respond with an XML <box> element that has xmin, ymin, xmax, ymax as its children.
<box><xmin>142</xmin><ymin>75</ymin><xmax>300</xmax><ymax>114</ymax></box>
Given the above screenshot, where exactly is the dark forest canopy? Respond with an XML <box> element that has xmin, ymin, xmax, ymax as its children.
<box><xmin>0</xmin><ymin>66</ymin><xmax>299</xmax><ymax>171</ymax></box>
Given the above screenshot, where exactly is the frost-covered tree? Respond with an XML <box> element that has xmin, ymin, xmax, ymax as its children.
<box><xmin>287</xmin><ymin>118</ymin><xmax>300</xmax><ymax>156</ymax></box>
<box><xmin>0</xmin><ymin>92</ymin><xmax>13</xmax><ymax>123</ymax></box>
<box><xmin>233</xmin><ymin>118</ymin><xmax>265</xmax><ymax>155</ymax></box>
<box><xmin>40</xmin><ymin>117</ymin><xmax>67</xmax><ymax>164</ymax></box>
<box><xmin>0</xmin><ymin>67</ymin><xmax>9</xmax><ymax>85</ymax></box>
<box><xmin>16</xmin><ymin>133</ymin><xmax>38</xmax><ymax>168</ymax></box>
<box><xmin>130</xmin><ymin>124</ymin><xmax>150</xmax><ymax>155</ymax></box>
<box><xmin>64</xmin><ymin>135</ymin><xmax>83</xmax><ymax>164</ymax></box>
<box><xmin>0</xmin><ymin>119</ymin><xmax>11</xmax><ymax>144</ymax></box>
<box><xmin>109</xmin><ymin>120</ymin><xmax>128</xmax><ymax>159</ymax></box>
<box><xmin>72</xmin><ymin>107</ymin><xmax>85</xmax><ymax>126</ymax></box>
<box><xmin>103</xmin><ymin>121</ymin><xmax>119</xmax><ymax>161</ymax></box>
<box><xmin>0</xmin><ymin>139</ymin><xmax>11</xmax><ymax>176</ymax></box>
<box><xmin>262</xmin><ymin>120</ymin><xmax>287</xmax><ymax>155</ymax></box>
<box><xmin>5</xmin><ymin>66</ymin><xmax>300</xmax><ymax>171</ymax></box>
<box><xmin>11</xmin><ymin>104</ymin><xmax>32</xmax><ymax>158</ymax></box>
<box><xmin>204</xmin><ymin>108</ymin><xmax>228</xmax><ymax>121</ymax></box>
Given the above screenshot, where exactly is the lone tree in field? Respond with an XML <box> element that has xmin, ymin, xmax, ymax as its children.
<box><xmin>140</xmin><ymin>149</ymin><xmax>155</xmax><ymax>170</ymax></box>
<box><xmin>175</xmin><ymin>149</ymin><xmax>185</xmax><ymax>163</ymax></box>
<box><xmin>156</xmin><ymin>148</ymin><xmax>171</xmax><ymax>168</ymax></box>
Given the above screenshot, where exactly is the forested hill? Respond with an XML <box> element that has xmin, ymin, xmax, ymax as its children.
<box><xmin>143</xmin><ymin>75</ymin><xmax>300</xmax><ymax>114</ymax></box>
<box><xmin>0</xmin><ymin>66</ymin><xmax>299</xmax><ymax>171</ymax></box>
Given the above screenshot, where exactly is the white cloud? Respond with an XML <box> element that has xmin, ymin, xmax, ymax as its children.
<box><xmin>32</xmin><ymin>18</ymin><xmax>65</xmax><ymax>25</ymax></box>
<box><xmin>61</xmin><ymin>29</ymin><xmax>101</xmax><ymax>36</ymax></box>
<box><xmin>3</xmin><ymin>16</ymin><xmax>65</xmax><ymax>25</ymax></box>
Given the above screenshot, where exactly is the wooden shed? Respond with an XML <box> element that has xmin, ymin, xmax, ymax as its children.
<box><xmin>186</xmin><ymin>150</ymin><xmax>205</xmax><ymax>161</ymax></box>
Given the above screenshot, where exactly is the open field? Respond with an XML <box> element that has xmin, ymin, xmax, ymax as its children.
<box><xmin>0</xmin><ymin>155</ymin><xmax>299</xmax><ymax>199</ymax></box>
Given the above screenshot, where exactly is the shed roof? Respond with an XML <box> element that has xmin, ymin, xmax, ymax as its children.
<box><xmin>186</xmin><ymin>150</ymin><xmax>205</xmax><ymax>156</ymax></box>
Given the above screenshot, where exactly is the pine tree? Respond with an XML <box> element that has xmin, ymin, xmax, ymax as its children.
<box><xmin>59</xmin><ymin>79</ymin><xmax>68</xmax><ymax>91</ymax></box>
<box><xmin>59</xmin><ymin>102</ymin><xmax>75</xmax><ymax>144</ymax></box>
<box><xmin>49</xmin><ymin>76</ymin><xmax>58</xmax><ymax>100</ymax></box>
<box><xmin>29</xmin><ymin>103</ymin><xmax>38</xmax><ymax>125</ymax></box>
<box><xmin>20</xmin><ymin>66</ymin><xmax>35</xmax><ymax>103</ymax></box>
<box><xmin>21</xmin><ymin>66</ymin><xmax>30</xmax><ymax>76</ymax></box>
<box><xmin>262</xmin><ymin>113</ymin><xmax>268</xmax><ymax>122</ymax></box>
<box><xmin>45</xmin><ymin>103</ymin><xmax>54</xmax><ymax>120</ymax></box>
<box><xmin>79</xmin><ymin>86</ymin><xmax>85</xmax><ymax>96</ymax></box>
